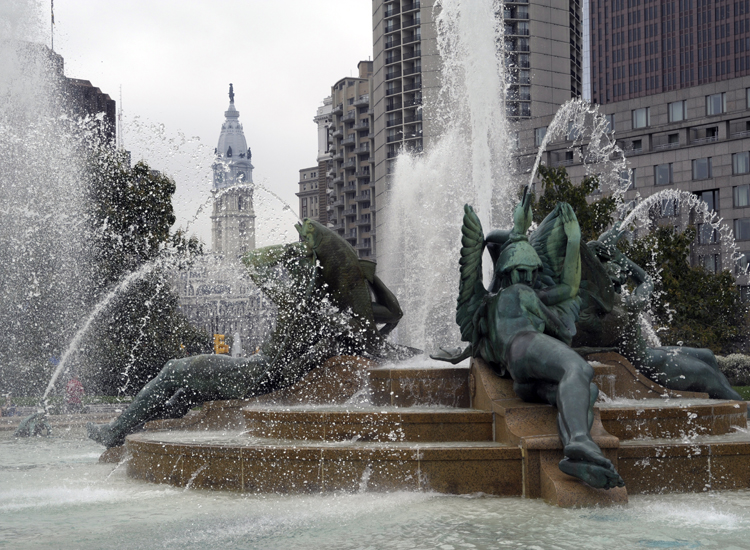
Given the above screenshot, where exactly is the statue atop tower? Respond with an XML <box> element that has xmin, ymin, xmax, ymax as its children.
<box><xmin>211</xmin><ymin>84</ymin><xmax>256</xmax><ymax>258</ymax></box>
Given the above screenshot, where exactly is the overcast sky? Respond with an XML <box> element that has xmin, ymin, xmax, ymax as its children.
<box><xmin>48</xmin><ymin>0</ymin><xmax>373</xmax><ymax>246</ymax></box>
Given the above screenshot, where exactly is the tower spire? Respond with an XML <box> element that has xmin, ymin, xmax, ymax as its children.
<box><xmin>229</xmin><ymin>83</ymin><xmax>234</xmax><ymax>104</ymax></box>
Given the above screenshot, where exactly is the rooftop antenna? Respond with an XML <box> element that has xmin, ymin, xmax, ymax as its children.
<box><xmin>50</xmin><ymin>0</ymin><xmax>55</xmax><ymax>51</ymax></box>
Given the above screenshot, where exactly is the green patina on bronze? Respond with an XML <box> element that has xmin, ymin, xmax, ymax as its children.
<box><xmin>576</xmin><ymin>223</ymin><xmax>741</xmax><ymax>400</ymax></box>
<box><xmin>86</xmin><ymin>219</ymin><xmax>411</xmax><ymax>448</ymax></box>
<box><xmin>436</xmin><ymin>195</ymin><xmax>745</xmax><ymax>491</ymax></box>
<box><xmin>294</xmin><ymin>218</ymin><xmax>403</xmax><ymax>338</ymax></box>
<box><xmin>13</xmin><ymin>411</ymin><xmax>51</xmax><ymax>437</ymax></box>
<box><xmin>435</xmin><ymin>195</ymin><xmax>624</xmax><ymax>490</ymax></box>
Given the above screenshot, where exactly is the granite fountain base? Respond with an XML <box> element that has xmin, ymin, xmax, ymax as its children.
<box><xmin>112</xmin><ymin>353</ymin><xmax>750</xmax><ymax>507</ymax></box>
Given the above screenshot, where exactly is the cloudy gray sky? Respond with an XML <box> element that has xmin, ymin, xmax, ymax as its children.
<box><xmin>49</xmin><ymin>0</ymin><xmax>372</xmax><ymax>246</ymax></box>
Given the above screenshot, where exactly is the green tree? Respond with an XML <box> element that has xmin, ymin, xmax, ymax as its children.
<box><xmin>619</xmin><ymin>225</ymin><xmax>748</xmax><ymax>354</ymax></box>
<box><xmin>531</xmin><ymin>165</ymin><xmax>617</xmax><ymax>243</ymax></box>
<box><xmin>80</xmin><ymin>149</ymin><xmax>211</xmax><ymax>396</ymax></box>
<box><xmin>88</xmin><ymin>154</ymin><xmax>178</xmax><ymax>285</ymax></box>
<box><xmin>528</xmin><ymin>165</ymin><xmax>747</xmax><ymax>353</ymax></box>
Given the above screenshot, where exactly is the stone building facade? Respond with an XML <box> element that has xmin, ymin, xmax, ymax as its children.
<box><xmin>301</xmin><ymin>64</ymin><xmax>375</xmax><ymax>258</ymax></box>
<box><xmin>516</xmin><ymin>76</ymin><xmax>750</xmax><ymax>298</ymax></box>
<box><xmin>326</xmin><ymin>61</ymin><xmax>375</xmax><ymax>258</ymax></box>
<box><xmin>211</xmin><ymin>84</ymin><xmax>256</xmax><ymax>259</ymax></box>
<box><xmin>297</xmin><ymin>166</ymin><xmax>321</xmax><ymax>221</ymax></box>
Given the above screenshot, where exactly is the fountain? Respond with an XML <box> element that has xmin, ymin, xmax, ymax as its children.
<box><xmin>5</xmin><ymin>0</ymin><xmax>750</xmax><ymax>547</ymax></box>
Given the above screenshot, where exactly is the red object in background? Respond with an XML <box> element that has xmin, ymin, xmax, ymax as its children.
<box><xmin>66</xmin><ymin>378</ymin><xmax>84</xmax><ymax>405</ymax></box>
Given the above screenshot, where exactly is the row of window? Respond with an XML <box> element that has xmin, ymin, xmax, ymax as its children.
<box><xmin>632</xmin><ymin>92</ymin><xmax>731</xmax><ymax>129</ymax></box>
<box><xmin>624</xmin><ymin>164</ymin><xmax>750</xmax><ymax>206</ymax></box>
<box><xmin>649</xmin><ymin>159</ymin><xmax>729</xmax><ymax>182</ymax></box>
<box><xmin>535</xmin><ymin>91</ymin><xmax>747</xmax><ymax>148</ymax></box>
<box><xmin>652</xmin><ymin>156</ymin><xmax>750</xmax><ymax>181</ymax></box>
<box><xmin>653</xmin><ymin>197</ymin><xmax>750</xmax><ymax>242</ymax></box>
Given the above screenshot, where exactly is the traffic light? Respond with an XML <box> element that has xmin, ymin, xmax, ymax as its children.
<box><xmin>213</xmin><ymin>334</ymin><xmax>229</xmax><ymax>355</ymax></box>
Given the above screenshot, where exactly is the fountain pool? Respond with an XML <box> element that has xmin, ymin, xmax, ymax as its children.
<box><xmin>3</xmin><ymin>428</ymin><xmax>750</xmax><ymax>550</ymax></box>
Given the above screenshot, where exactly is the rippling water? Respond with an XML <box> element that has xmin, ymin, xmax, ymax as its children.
<box><xmin>2</xmin><ymin>429</ymin><xmax>750</xmax><ymax>549</ymax></box>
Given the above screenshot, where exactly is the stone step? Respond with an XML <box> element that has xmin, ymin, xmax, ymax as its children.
<box><xmin>126</xmin><ymin>431</ymin><xmax>523</xmax><ymax>496</ymax></box>
<box><xmin>241</xmin><ymin>406</ymin><xmax>494</xmax><ymax>442</ymax></box>
<box><xmin>368</xmin><ymin>365</ymin><xmax>470</xmax><ymax>407</ymax></box>
<box><xmin>599</xmin><ymin>399</ymin><xmax>747</xmax><ymax>440</ymax></box>
<box><xmin>122</xmin><ymin>352</ymin><xmax>750</xmax><ymax>509</ymax></box>
<box><xmin>618</xmin><ymin>430</ymin><xmax>750</xmax><ymax>494</ymax></box>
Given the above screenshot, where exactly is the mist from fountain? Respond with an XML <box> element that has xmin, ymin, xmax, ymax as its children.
<box><xmin>378</xmin><ymin>2</ymin><xmax>635</xmax><ymax>352</ymax></box>
<box><xmin>40</xmin><ymin>261</ymin><xmax>159</xmax><ymax>408</ymax></box>
<box><xmin>0</xmin><ymin>9</ymin><xmax>112</xmax><ymax>396</ymax></box>
<box><xmin>621</xmin><ymin>188</ymin><xmax>746</xmax><ymax>273</ymax></box>
<box><xmin>527</xmin><ymin>98</ymin><xmax>629</xmax><ymax>197</ymax></box>
<box><xmin>379</xmin><ymin>0</ymin><xmax>514</xmax><ymax>352</ymax></box>
<box><xmin>0</xmin><ymin>12</ymin><xmax>301</xmax><ymax>400</ymax></box>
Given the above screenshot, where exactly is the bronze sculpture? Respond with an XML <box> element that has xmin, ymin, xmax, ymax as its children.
<box><xmin>577</xmin><ymin>223</ymin><xmax>741</xmax><ymax>400</ymax></box>
<box><xmin>435</xmin><ymin>193</ymin><xmax>624</xmax><ymax>490</ymax></box>
<box><xmin>88</xmin><ymin>219</ymin><xmax>411</xmax><ymax>448</ymax></box>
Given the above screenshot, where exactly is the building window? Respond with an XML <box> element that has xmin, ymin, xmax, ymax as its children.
<box><xmin>706</xmin><ymin>92</ymin><xmax>726</xmax><ymax>115</ymax></box>
<box><xmin>668</xmin><ymin>100</ymin><xmax>686</xmax><ymax>122</ymax></box>
<box><xmin>632</xmin><ymin>107</ymin><xmax>650</xmax><ymax>129</ymax></box>
<box><xmin>238</xmin><ymin>196</ymin><xmax>244</xmax><ymax>211</ymax></box>
<box><xmin>692</xmin><ymin>158</ymin><xmax>712</xmax><ymax>180</ymax></box>
<box><xmin>735</xmin><ymin>184</ymin><xmax>750</xmax><ymax>207</ymax></box>
<box><xmin>534</xmin><ymin>126</ymin><xmax>547</xmax><ymax>146</ymax></box>
<box><xmin>604</xmin><ymin>113</ymin><xmax>615</xmax><ymax>133</ymax></box>
<box><xmin>567</xmin><ymin>121</ymin><xmax>582</xmax><ymax>141</ymax></box>
<box><xmin>660</xmin><ymin>198</ymin><xmax>679</xmax><ymax>217</ymax></box>
<box><xmin>697</xmin><ymin>223</ymin><xmax>718</xmax><ymax>244</ymax></box>
<box><xmin>735</xmin><ymin>218</ymin><xmax>750</xmax><ymax>240</ymax></box>
<box><xmin>654</xmin><ymin>163</ymin><xmax>673</xmax><ymax>185</ymax></box>
<box><xmin>734</xmin><ymin>152</ymin><xmax>750</xmax><ymax>174</ymax></box>
<box><xmin>736</xmin><ymin>254</ymin><xmax>749</xmax><ymax>277</ymax></box>
<box><xmin>699</xmin><ymin>254</ymin><xmax>720</xmax><ymax>273</ymax></box>
<box><xmin>695</xmin><ymin>190</ymin><xmax>719</xmax><ymax>215</ymax></box>
<box><xmin>747</xmin><ymin>88</ymin><xmax>750</xmax><ymax>109</ymax></box>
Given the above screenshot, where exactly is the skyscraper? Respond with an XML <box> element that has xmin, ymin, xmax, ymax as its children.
<box><xmin>371</xmin><ymin>0</ymin><xmax>585</xmax><ymax>251</ymax></box>
<box><xmin>590</xmin><ymin>0</ymin><xmax>750</xmax><ymax>105</ymax></box>
<box><xmin>324</xmin><ymin>61</ymin><xmax>376</xmax><ymax>258</ymax></box>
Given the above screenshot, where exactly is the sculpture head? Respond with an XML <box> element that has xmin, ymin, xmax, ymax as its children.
<box><xmin>295</xmin><ymin>218</ymin><xmax>325</xmax><ymax>258</ymax></box>
<box><xmin>495</xmin><ymin>237</ymin><xmax>543</xmax><ymax>288</ymax></box>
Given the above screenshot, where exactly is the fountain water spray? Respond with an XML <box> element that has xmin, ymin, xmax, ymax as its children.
<box><xmin>527</xmin><ymin>98</ymin><xmax>629</xmax><ymax>198</ymax></box>
<box><xmin>621</xmin><ymin>188</ymin><xmax>747</xmax><ymax>275</ymax></box>
<box><xmin>380</xmin><ymin>0</ymin><xmax>514</xmax><ymax>351</ymax></box>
